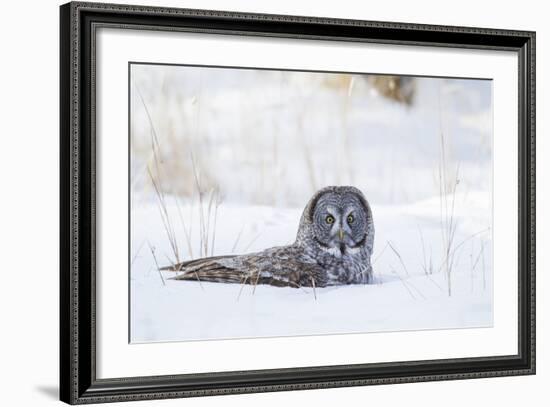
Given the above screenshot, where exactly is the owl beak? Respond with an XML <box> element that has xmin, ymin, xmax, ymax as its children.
<box><xmin>338</xmin><ymin>228</ymin><xmax>344</xmax><ymax>241</ymax></box>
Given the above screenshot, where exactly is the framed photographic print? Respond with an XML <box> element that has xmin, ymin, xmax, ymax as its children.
<box><xmin>60</xmin><ymin>1</ymin><xmax>536</xmax><ymax>404</ymax></box>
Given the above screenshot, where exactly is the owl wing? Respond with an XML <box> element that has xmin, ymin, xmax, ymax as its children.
<box><xmin>160</xmin><ymin>255</ymin><xmax>243</xmax><ymax>284</ymax></box>
<box><xmin>161</xmin><ymin>245</ymin><xmax>326</xmax><ymax>288</ymax></box>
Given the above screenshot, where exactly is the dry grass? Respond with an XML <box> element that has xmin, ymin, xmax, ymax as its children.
<box><xmin>387</xmin><ymin>242</ymin><xmax>426</xmax><ymax>300</ymax></box>
<box><xmin>142</xmin><ymin>89</ymin><xmax>182</xmax><ymax>266</ymax></box>
<box><xmin>469</xmin><ymin>239</ymin><xmax>487</xmax><ymax>293</ymax></box>
<box><xmin>136</xmin><ymin>83</ymin><xmax>224</xmax><ymax>272</ymax></box>
<box><xmin>418</xmin><ymin>226</ymin><xmax>433</xmax><ymax>276</ymax></box>
<box><xmin>148</xmin><ymin>242</ymin><xmax>165</xmax><ymax>286</ymax></box>
<box><xmin>367</xmin><ymin>89</ymin><xmax>490</xmax><ymax>297</ymax></box>
<box><xmin>388</xmin><ymin>240</ymin><xmax>410</xmax><ymax>277</ymax></box>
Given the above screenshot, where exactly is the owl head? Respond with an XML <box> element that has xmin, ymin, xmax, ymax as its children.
<box><xmin>297</xmin><ymin>186</ymin><xmax>374</xmax><ymax>257</ymax></box>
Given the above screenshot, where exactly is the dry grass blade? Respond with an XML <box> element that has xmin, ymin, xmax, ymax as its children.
<box><xmin>372</xmin><ymin>241</ymin><xmax>389</xmax><ymax>266</ymax></box>
<box><xmin>432</xmin><ymin>228</ymin><xmax>490</xmax><ymax>276</ymax></box>
<box><xmin>417</xmin><ymin>226</ymin><xmax>429</xmax><ymax>275</ymax></box>
<box><xmin>287</xmin><ymin>281</ymin><xmax>312</xmax><ymax>295</ymax></box>
<box><xmin>131</xmin><ymin>240</ymin><xmax>145</xmax><ymax>267</ymax></box>
<box><xmin>387</xmin><ymin>250</ymin><xmax>427</xmax><ymax>300</ymax></box>
<box><xmin>301</xmin><ymin>268</ymin><xmax>319</xmax><ymax>301</ymax></box>
<box><xmin>148</xmin><ymin>242</ymin><xmax>165</xmax><ymax>286</ymax></box>
<box><xmin>192</xmin><ymin>271</ymin><xmax>204</xmax><ymax>291</ymax></box>
<box><xmin>210</xmin><ymin>190</ymin><xmax>221</xmax><ymax>257</ymax></box>
<box><xmin>148</xmin><ymin>167</ymin><xmax>180</xmax><ymax>264</ymax></box>
<box><xmin>236</xmin><ymin>274</ymin><xmax>251</xmax><ymax>301</ymax></box>
<box><xmin>174</xmin><ymin>196</ymin><xmax>194</xmax><ymax>259</ymax></box>
<box><xmin>389</xmin><ymin>266</ymin><xmax>416</xmax><ymax>300</ymax></box>
<box><xmin>231</xmin><ymin>226</ymin><xmax>245</xmax><ymax>254</ymax></box>
<box><xmin>448</xmin><ymin>228</ymin><xmax>490</xmax><ymax>259</ymax></box>
<box><xmin>425</xmin><ymin>274</ymin><xmax>444</xmax><ymax>292</ymax></box>
<box><xmin>204</xmin><ymin>188</ymin><xmax>216</xmax><ymax>257</ymax></box>
<box><xmin>481</xmin><ymin>238</ymin><xmax>486</xmax><ymax>290</ymax></box>
<box><xmin>190</xmin><ymin>152</ymin><xmax>207</xmax><ymax>258</ymax></box>
<box><xmin>310</xmin><ymin>275</ymin><xmax>317</xmax><ymax>300</ymax></box>
<box><xmin>252</xmin><ymin>271</ymin><xmax>262</xmax><ymax>295</ymax></box>
<box><xmin>471</xmin><ymin>241</ymin><xmax>485</xmax><ymax>271</ymax></box>
<box><xmin>135</xmin><ymin>83</ymin><xmax>162</xmax><ymax>155</ymax></box>
<box><xmin>243</xmin><ymin>232</ymin><xmax>262</xmax><ymax>253</ymax></box>
<box><xmin>387</xmin><ymin>241</ymin><xmax>409</xmax><ymax>276</ymax></box>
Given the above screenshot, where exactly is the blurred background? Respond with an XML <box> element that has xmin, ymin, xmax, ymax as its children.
<box><xmin>130</xmin><ymin>64</ymin><xmax>492</xmax><ymax>208</ymax></box>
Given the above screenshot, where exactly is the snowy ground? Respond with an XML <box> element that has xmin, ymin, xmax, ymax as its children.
<box><xmin>130</xmin><ymin>192</ymin><xmax>492</xmax><ymax>343</ymax></box>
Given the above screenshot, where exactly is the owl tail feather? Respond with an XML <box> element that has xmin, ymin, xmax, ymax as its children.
<box><xmin>160</xmin><ymin>255</ymin><xmax>246</xmax><ymax>284</ymax></box>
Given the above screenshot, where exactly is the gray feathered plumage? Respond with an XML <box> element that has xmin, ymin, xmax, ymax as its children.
<box><xmin>161</xmin><ymin>186</ymin><xmax>374</xmax><ymax>288</ymax></box>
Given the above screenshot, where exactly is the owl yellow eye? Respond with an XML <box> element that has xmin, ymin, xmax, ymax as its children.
<box><xmin>347</xmin><ymin>214</ymin><xmax>354</xmax><ymax>224</ymax></box>
<box><xmin>325</xmin><ymin>215</ymin><xmax>335</xmax><ymax>224</ymax></box>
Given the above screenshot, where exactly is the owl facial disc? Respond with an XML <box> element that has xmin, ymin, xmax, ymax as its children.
<box><xmin>309</xmin><ymin>189</ymin><xmax>371</xmax><ymax>257</ymax></box>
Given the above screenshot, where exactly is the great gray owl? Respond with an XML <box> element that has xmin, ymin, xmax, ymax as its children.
<box><xmin>162</xmin><ymin>186</ymin><xmax>374</xmax><ymax>287</ymax></box>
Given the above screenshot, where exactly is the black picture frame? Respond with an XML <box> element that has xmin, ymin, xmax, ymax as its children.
<box><xmin>60</xmin><ymin>1</ymin><xmax>536</xmax><ymax>404</ymax></box>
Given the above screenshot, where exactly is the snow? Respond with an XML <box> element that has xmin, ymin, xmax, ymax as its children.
<box><xmin>130</xmin><ymin>193</ymin><xmax>492</xmax><ymax>343</ymax></box>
